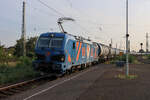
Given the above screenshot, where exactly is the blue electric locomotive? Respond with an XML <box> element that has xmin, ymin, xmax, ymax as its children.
<box><xmin>33</xmin><ymin>32</ymin><xmax>100</xmax><ymax>74</ymax></box>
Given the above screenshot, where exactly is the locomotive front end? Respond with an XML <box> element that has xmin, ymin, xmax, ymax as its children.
<box><xmin>33</xmin><ymin>32</ymin><xmax>66</xmax><ymax>74</ymax></box>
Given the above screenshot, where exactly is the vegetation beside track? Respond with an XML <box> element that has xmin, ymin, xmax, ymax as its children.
<box><xmin>116</xmin><ymin>74</ymin><xmax>138</xmax><ymax>80</ymax></box>
<box><xmin>109</xmin><ymin>54</ymin><xmax>138</xmax><ymax>64</ymax></box>
<box><xmin>0</xmin><ymin>37</ymin><xmax>40</xmax><ymax>85</ymax></box>
<box><xmin>0</xmin><ymin>56</ymin><xmax>39</xmax><ymax>85</ymax></box>
<box><xmin>136</xmin><ymin>55</ymin><xmax>150</xmax><ymax>64</ymax></box>
<box><xmin>146</xmin><ymin>54</ymin><xmax>150</xmax><ymax>59</ymax></box>
<box><xmin>118</xmin><ymin>54</ymin><xmax>136</xmax><ymax>63</ymax></box>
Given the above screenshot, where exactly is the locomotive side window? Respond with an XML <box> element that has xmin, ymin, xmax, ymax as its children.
<box><xmin>73</xmin><ymin>42</ymin><xmax>75</xmax><ymax>49</ymax></box>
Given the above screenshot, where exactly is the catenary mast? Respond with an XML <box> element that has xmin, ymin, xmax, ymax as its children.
<box><xmin>21</xmin><ymin>0</ymin><xmax>26</xmax><ymax>56</ymax></box>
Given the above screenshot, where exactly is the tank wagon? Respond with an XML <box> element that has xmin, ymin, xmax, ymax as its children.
<box><xmin>33</xmin><ymin>32</ymin><xmax>124</xmax><ymax>75</ymax></box>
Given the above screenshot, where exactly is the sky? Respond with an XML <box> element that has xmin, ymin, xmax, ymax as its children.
<box><xmin>0</xmin><ymin>0</ymin><xmax>150</xmax><ymax>51</ymax></box>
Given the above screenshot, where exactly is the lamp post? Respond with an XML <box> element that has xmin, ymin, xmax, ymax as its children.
<box><xmin>126</xmin><ymin>0</ymin><xmax>129</xmax><ymax>76</ymax></box>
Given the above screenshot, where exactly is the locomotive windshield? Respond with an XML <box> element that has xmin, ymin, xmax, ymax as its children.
<box><xmin>37</xmin><ymin>37</ymin><xmax>50</xmax><ymax>48</ymax></box>
<box><xmin>49</xmin><ymin>38</ymin><xmax>63</xmax><ymax>48</ymax></box>
<box><xmin>37</xmin><ymin>37</ymin><xmax>63</xmax><ymax>48</ymax></box>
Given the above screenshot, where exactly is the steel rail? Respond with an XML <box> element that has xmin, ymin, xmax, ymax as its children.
<box><xmin>0</xmin><ymin>75</ymin><xmax>50</xmax><ymax>92</ymax></box>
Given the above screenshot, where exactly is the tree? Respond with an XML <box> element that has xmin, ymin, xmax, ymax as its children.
<box><xmin>0</xmin><ymin>45</ymin><xmax>8</xmax><ymax>64</ymax></box>
<box><xmin>6</xmin><ymin>46</ymin><xmax>16</xmax><ymax>61</ymax></box>
<box><xmin>14</xmin><ymin>39</ymin><xmax>23</xmax><ymax>57</ymax></box>
<box><xmin>14</xmin><ymin>37</ymin><xmax>38</xmax><ymax>57</ymax></box>
<box><xmin>26</xmin><ymin>37</ymin><xmax>38</xmax><ymax>57</ymax></box>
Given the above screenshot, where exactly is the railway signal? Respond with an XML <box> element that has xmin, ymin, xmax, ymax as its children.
<box><xmin>140</xmin><ymin>43</ymin><xmax>143</xmax><ymax>50</ymax></box>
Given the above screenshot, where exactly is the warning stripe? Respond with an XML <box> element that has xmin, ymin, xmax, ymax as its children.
<box><xmin>87</xmin><ymin>45</ymin><xmax>90</xmax><ymax>58</ymax></box>
<box><xmin>76</xmin><ymin>41</ymin><xmax>79</xmax><ymax>51</ymax></box>
<box><xmin>76</xmin><ymin>43</ymin><xmax>82</xmax><ymax>61</ymax></box>
<box><xmin>68</xmin><ymin>54</ymin><xmax>71</xmax><ymax>63</ymax></box>
<box><xmin>91</xmin><ymin>48</ymin><xmax>93</xmax><ymax>56</ymax></box>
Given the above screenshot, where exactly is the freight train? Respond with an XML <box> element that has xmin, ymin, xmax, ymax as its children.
<box><xmin>32</xmin><ymin>32</ymin><xmax>125</xmax><ymax>75</ymax></box>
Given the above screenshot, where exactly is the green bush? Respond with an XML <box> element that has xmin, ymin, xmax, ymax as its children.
<box><xmin>18</xmin><ymin>56</ymin><xmax>32</xmax><ymax>66</ymax></box>
<box><xmin>117</xmin><ymin>54</ymin><xmax>136</xmax><ymax>63</ymax></box>
<box><xmin>0</xmin><ymin>57</ymin><xmax>39</xmax><ymax>85</ymax></box>
<box><xmin>147</xmin><ymin>55</ymin><xmax>150</xmax><ymax>59</ymax></box>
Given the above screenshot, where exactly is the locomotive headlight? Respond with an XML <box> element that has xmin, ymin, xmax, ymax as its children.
<box><xmin>61</xmin><ymin>57</ymin><xmax>65</xmax><ymax>62</ymax></box>
<box><xmin>50</xmin><ymin>34</ymin><xmax>54</xmax><ymax>37</ymax></box>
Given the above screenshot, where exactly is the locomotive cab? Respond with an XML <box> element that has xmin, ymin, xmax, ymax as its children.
<box><xmin>33</xmin><ymin>32</ymin><xmax>66</xmax><ymax>74</ymax></box>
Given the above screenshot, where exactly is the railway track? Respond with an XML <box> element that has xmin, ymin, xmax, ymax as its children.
<box><xmin>0</xmin><ymin>65</ymin><xmax>96</xmax><ymax>99</ymax></box>
<box><xmin>0</xmin><ymin>75</ymin><xmax>56</xmax><ymax>99</ymax></box>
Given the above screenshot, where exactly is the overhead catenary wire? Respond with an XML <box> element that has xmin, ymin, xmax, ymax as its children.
<box><xmin>25</xmin><ymin>1</ymin><xmax>62</xmax><ymax>35</ymax></box>
<box><xmin>34</xmin><ymin>0</ymin><xmax>119</xmax><ymax>47</ymax></box>
<box><xmin>36</xmin><ymin>0</ymin><xmax>92</xmax><ymax>37</ymax></box>
<box><xmin>63</xmin><ymin>0</ymin><xmax>127</xmax><ymax>48</ymax></box>
<box><xmin>62</xmin><ymin>0</ymin><xmax>120</xmax><ymax>45</ymax></box>
<box><xmin>36</xmin><ymin>0</ymin><xmax>65</xmax><ymax>17</ymax></box>
<box><xmin>26</xmin><ymin>2</ymin><xmax>59</xmax><ymax>17</ymax></box>
<box><xmin>30</xmin><ymin>0</ymin><xmax>119</xmax><ymax>48</ymax></box>
<box><xmin>61</xmin><ymin>0</ymin><xmax>104</xmax><ymax>34</ymax></box>
<box><xmin>74</xmin><ymin>22</ymin><xmax>91</xmax><ymax>37</ymax></box>
<box><xmin>35</xmin><ymin>0</ymin><xmax>102</xmax><ymax>37</ymax></box>
<box><xmin>63</xmin><ymin>0</ymin><xmax>104</xmax><ymax>29</ymax></box>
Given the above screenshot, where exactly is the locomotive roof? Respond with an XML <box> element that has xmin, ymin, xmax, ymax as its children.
<box><xmin>40</xmin><ymin>32</ymin><xmax>66</xmax><ymax>37</ymax></box>
<box><xmin>40</xmin><ymin>32</ymin><xmax>93</xmax><ymax>43</ymax></box>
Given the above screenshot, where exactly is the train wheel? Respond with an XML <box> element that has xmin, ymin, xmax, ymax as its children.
<box><xmin>59</xmin><ymin>71</ymin><xmax>66</xmax><ymax>77</ymax></box>
<box><xmin>69</xmin><ymin>67</ymin><xmax>74</xmax><ymax>74</ymax></box>
<box><xmin>88</xmin><ymin>62</ymin><xmax>92</xmax><ymax>67</ymax></box>
<box><xmin>81</xmin><ymin>64</ymin><xmax>85</xmax><ymax>70</ymax></box>
<box><xmin>85</xmin><ymin>64</ymin><xmax>87</xmax><ymax>68</ymax></box>
<box><xmin>40</xmin><ymin>72</ymin><xmax>44</xmax><ymax>76</ymax></box>
<box><xmin>66</xmin><ymin>70</ymin><xmax>70</xmax><ymax>75</ymax></box>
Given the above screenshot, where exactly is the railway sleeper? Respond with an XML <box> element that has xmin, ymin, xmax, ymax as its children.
<box><xmin>7</xmin><ymin>89</ymin><xmax>21</xmax><ymax>93</ymax></box>
<box><xmin>14</xmin><ymin>86</ymin><xmax>29</xmax><ymax>91</ymax></box>
<box><xmin>0</xmin><ymin>90</ymin><xmax>14</xmax><ymax>96</ymax></box>
<box><xmin>12</xmin><ymin>88</ymin><xmax>25</xmax><ymax>92</ymax></box>
<box><xmin>0</xmin><ymin>94</ymin><xmax>8</xmax><ymax>99</ymax></box>
<box><xmin>0</xmin><ymin>91</ymin><xmax>9</xmax><ymax>97</ymax></box>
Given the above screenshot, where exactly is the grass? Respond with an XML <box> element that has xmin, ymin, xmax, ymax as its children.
<box><xmin>0</xmin><ymin>57</ymin><xmax>40</xmax><ymax>85</ymax></box>
<box><xmin>7</xmin><ymin>62</ymin><xmax>17</xmax><ymax>67</ymax></box>
<box><xmin>119</xmin><ymin>54</ymin><xmax>136</xmax><ymax>63</ymax></box>
<box><xmin>146</xmin><ymin>55</ymin><xmax>150</xmax><ymax>59</ymax></box>
<box><xmin>107</xmin><ymin>54</ymin><xmax>139</xmax><ymax>64</ymax></box>
<box><xmin>133</xmin><ymin>60</ymin><xmax>141</xmax><ymax>64</ymax></box>
<box><xmin>116</xmin><ymin>74</ymin><xmax>138</xmax><ymax>80</ymax></box>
